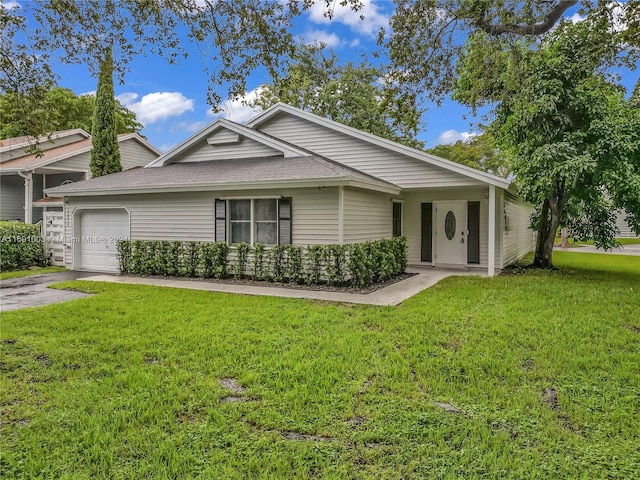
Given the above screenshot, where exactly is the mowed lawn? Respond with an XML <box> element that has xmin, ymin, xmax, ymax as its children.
<box><xmin>1</xmin><ymin>252</ymin><xmax>639</xmax><ymax>479</ymax></box>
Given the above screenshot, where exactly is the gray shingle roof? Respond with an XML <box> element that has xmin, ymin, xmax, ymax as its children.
<box><xmin>46</xmin><ymin>156</ymin><xmax>398</xmax><ymax>195</ymax></box>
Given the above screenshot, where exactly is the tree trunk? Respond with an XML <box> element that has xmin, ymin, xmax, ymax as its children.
<box><xmin>533</xmin><ymin>197</ymin><xmax>562</xmax><ymax>268</ymax></box>
<box><xmin>560</xmin><ymin>228</ymin><xmax>568</xmax><ymax>247</ymax></box>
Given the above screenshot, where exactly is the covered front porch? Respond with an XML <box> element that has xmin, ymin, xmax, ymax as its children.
<box><xmin>0</xmin><ymin>169</ymin><xmax>87</xmax><ymax>224</ymax></box>
<box><xmin>398</xmin><ymin>185</ymin><xmax>502</xmax><ymax>276</ymax></box>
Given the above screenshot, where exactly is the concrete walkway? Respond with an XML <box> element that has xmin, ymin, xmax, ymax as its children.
<box><xmin>83</xmin><ymin>267</ymin><xmax>484</xmax><ymax>306</ymax></box>
<box><xmin>555</xmin><ymin>243</ymin><xmax>640</xmax><ymax>256</ymax></box>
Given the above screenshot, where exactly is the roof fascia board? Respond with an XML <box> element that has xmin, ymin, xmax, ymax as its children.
<box><xmin>146</xmin><ymin>118</ymin><xmax>309</xmax><ymax>168</ymax></box>
<box><xmin>0</xmin><ymin>128</ymin><xmax>91</xmax><ymax>155</ymax></box>
<box><xmin>45</xmin><ymin>176</ymin><xmax>399</xmax><ymax>197</ymax></box>
<box><xmin>248</xmin><ymin>103</ymin><xmax>511</xmax><ymax>189</ymax></box>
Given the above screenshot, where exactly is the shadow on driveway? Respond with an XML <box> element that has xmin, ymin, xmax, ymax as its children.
<box><xmin>0</xmin><ymin>271</ymin><xmax>103</xmax><ymax>312</ymax></box>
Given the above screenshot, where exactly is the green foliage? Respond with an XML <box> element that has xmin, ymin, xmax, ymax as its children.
<box><xmin>252</xmin><ymin>45</ymin><xmax>424</xmax><ymax>149</ymax></box>
<box><xmin>284</xmin><ymin>245</ymin><xmax>304</xmax><ymax>284</ymax></box>
<box><xmin>234</xmin><ymin>243</ymin><xmax>250</xmax><ymax>279</ymax></box>
<box><xmin>269</xmin><ymin>244</ymin><xmax>286</xmax><ymax>283</ymax></box>
<box><xmin>0</xmin><ymin>222</ymin><xmax>48</xmax><ymax>271</ymax></box>
<box><xmin>117</xmin><ymin>238</ymin><xmax>407</xmax><ymax>287</ymax></box>
<box><xmin>0</xmin><ymin>87</ymin><xmax>142</xmax><ymax>140</ymax></box>
<box><xmin>455</xmin><ymin>15</ymin><xmax>640</xmax><ymax>268</ymax></box>
<box><xmin>305</xmin><ymin>245</ymin><xmax>324</xmax><ymax>285</ymax></box>
<box><xmin>426</xmin><ymin>133</ymin><xmax>511</xmax><ymax>178</ymax></box>
<box><xmin>253</xmin><ymin>243</ymin><xmax>266</xmax><ymax>281</ymax></box>
<box><xmin>90</xmin><ymin>46</ymin><xmax>122</xmax><ymax>178</ymax></box>
<box><xmin>323</xmin><ymin>245</ymin><xmax>347</xmax><ymax>286</ymax></box>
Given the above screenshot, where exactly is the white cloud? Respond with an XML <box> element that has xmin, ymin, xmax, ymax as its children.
<box><xmin>158</xmin><ymin>143</ymin><xmax>177</xmax><ymax>153</ymax></box>
<box><xmin>208</xmin><ymin>87</ymin><xmax>264</xmax><ymax>124</ymax></box>
<box><xmin>172</xmin><ymin>120</ymin><xmax>209</xmax><ymax>134</ymax></box>
<box><xmin>307</xmin><ymin>0</ymin><xmax>388</xmax><ymax>38</ymax></box>
<box><xmin>117</xmin><ymin>91</ymin><xmax>194</xmax><ymax>124</ymax></box>
<box><xmin>302</xmin><ymin>29</ymin><xmax>342</xmax><ymax>48</ymax></box>
<box><xmin>435</xmin><ymin>129</ymin><xmax>477</xmax><ymax>145</ymax></box>
<box><xmin>79</xmin><ymin>90</ymin><xmax>96</xmax><ymax>97</ymax></box>
<box><xmin>3</xmin><ymin>1</ymin><xmax>21</xmax><ymax>9</ymax></box>
<box><xmin>568</xmin><ymin>12</ymin><xmax>586</xmax><ymax>23</ymax></box>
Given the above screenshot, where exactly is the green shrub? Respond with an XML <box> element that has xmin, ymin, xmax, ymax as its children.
<box><xmin>305</xmin><ymin>245</ymin><xmax>324</xmax><ymax>285</ymax></box>
<box><xmin>284</xmin><ymin>245</ymin><xmax>304</xmax><ymax>283</ymax></box>
<box><xmin>234</xmin><ymin>243</ymin><xmax>250</xmax><ymax>278</ymax></box>
<box><xmin>324</xmin><ymin>244</ymin><xmax>347</xmax><ymax>286</ymax></box>
<box><xmin>116</xmin><ymin>237</ymin><xmax>407</xmax><ymax>287</ymax></box>
<box><xmin>0</xmin><ymin>222</ymin><xmax>48</xmax><ymax>271</ymax></box>
<box><xmin>253</xmin><ymin>243</ymin><xmax>266</xmax><ymax>280</ymax></box>
<box><xmin>270</xmin><ymin>244</ymin><xmax>286</xmax><ymax>282</ymax></box>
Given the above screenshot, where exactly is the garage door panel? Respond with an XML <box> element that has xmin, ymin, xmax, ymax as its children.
<box><xmin>79</xmin><ymin>209</ymin><xmax>129</xmax><ymax>272</ymax></box>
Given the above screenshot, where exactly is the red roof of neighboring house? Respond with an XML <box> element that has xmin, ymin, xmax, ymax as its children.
<box><xmin>0</xmin><ymin>138</ymin><xmax>94</xmax><ymax>170</ymax></box>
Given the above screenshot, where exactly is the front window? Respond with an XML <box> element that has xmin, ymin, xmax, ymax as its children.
<box><xmin>229</xmin><ymin>198</ymin><xmax>278</xmax><ymax>245</ymax></box>
<box><xmin>230</xmin><ymin>199</ymin><xmax>251</xmax><ymax>244</ymax></box>
<box><xmin>254</xmin><ymin>199</ymin><xmax>278</xmax><ymax>244</ymax></box>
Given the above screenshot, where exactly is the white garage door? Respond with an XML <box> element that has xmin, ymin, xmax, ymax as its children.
<box><xmin>79</xmin><ymin>209</ymin><xmax>129</xmax><ymax>272</ymax></box>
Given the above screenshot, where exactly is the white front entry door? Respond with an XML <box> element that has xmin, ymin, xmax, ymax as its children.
<box><xmin>435</xmin><ymin>201</ymin><xmax>467</xmax><ymax>266</ymax></box>
<box><xmin>78</xmin><ymin>209</ymin><xmax>129</xmax><ymax>272</ymax></box>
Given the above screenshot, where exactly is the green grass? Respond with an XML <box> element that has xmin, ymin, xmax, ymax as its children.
<box><xmin>562</xmin><ymin>237</ymin><xmax>640</xmax><ymax>246</ymax></box>
<box><xmin>1</xmin><ymin>251</ymin><xmax>639</xmax><ymax>478</ymax></box>
<box><xmin>0</xmin><ymin>266</ymin><xmax>66</xmax><ymax>280</ymax></box>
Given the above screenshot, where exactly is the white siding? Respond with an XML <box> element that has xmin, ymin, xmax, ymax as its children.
<box><xmin>402</xmin><ymin>187</ymin><xmax>502</xmax><ymax>270</ymax></box>
<box><xmin>615</xmin><ymin>210</ymin><xmax>639</xmax><ymax>238</ymax></box>
<box><xmin>170</xmin><ymin>136</ymin><xmax>281</xmax><ymax>163</ymax></box>
<box><xmin>1</xmin><ymin>175</ymin><xmax>24</xmax><ymax>221</ymax></box>
<box><xmin>343</xmin><ymin>187</ymin><xmax>392</xmax><ymax>243</ymax></box>
<box><xmin>63</xmin><ymin>187</ymin><xmax>339</xmax><ymax>267</ymax></box>
<box><xmin>502</xmin><ymin>194</ymin><xmax>535</xmax><ymax>267</ymax></box>
<box><xmin>258</xmin><ymin>113</ymin><xmax>485</xmax><ymax>189</ymax></box>
<box><xmin>118</xmin><ymin>138</ymin><xmax>159</xmax><ymax>170</ymax></box>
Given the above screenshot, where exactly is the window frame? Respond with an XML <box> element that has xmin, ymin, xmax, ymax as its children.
<box><xmin>225</xmin><ymin>197</ymin><xmax>280</xmax><ymax>246</ymax></box>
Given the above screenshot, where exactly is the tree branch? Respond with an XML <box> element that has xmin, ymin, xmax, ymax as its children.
<box><xmin>475</xmin><ymin>1</ymin><xmax>579</xmax><ymax>36</ymax></box>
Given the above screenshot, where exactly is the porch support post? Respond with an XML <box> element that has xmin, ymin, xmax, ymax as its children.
<box><xmin>18</xmin><ymin>170</ymin><xmax>33</xmax><ymax>224</ymax></box>
<box><xmin>338</xmin><ymin>186</ymin><xmax>344</xmax><ymax>244</ymax></box>
<box><xmin>488</xmin><ymin>184</ymin><xmax>496</xmax><ymax>277</ymax></box>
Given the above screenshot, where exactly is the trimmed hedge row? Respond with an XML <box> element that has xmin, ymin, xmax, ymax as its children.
<box><xmin>117</xmin><ymin>237</ymin><xmax>407</xmax><ymax>286</ymax></box>
<box><xmin>0</xmin><ymin>221</ymin><xmax>48</xmax><ymax>271</ymax></box>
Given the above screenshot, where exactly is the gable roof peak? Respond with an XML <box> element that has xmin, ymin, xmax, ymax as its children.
<box><xmin>247</xmin><ymin>103</ymin><xmax>511</xmax><ymax>189</ymax></box>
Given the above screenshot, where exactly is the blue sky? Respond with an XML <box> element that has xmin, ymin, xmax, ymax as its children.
<box><xmin>16</xmin><ymin>0</ymin><xmax>639</xmax><ymax>153</ymax></box>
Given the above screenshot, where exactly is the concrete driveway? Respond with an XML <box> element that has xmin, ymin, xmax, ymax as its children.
<box><xmin>0</xmin><ymin>271</ymin><xmax>96</xmax><ymax>312</ymax></box>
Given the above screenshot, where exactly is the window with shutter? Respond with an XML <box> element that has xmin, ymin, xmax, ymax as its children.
<box><xmin>214</xmin><ymin>197</ymin><xmax>292</xmax><ymax>245</ymax></box>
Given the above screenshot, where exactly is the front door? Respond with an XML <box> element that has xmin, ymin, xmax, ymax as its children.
<box><xmin>436</xmin><ymin>201</ymin><xmax>467</xmax><ymax>266</ymax></box>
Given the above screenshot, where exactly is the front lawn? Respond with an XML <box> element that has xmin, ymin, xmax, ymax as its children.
<box><xmin>1</xmin><ymin>252</ymin><xmax>639</xmax><ymax>478</ymax></box>
<box><xmin>0</xmin><ymin>266</ymin><xmax>66</xmax><ymax>281</ymax></box>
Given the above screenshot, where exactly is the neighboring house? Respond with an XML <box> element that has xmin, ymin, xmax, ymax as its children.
<box><xmin>46</xmin><ymin>103</ymin><xmax>534</xmax><ymax>275</ymax></box>
<box><xmin>615</xmin><ymin>210</ymin><xmax>639</xmax><ymax>238</ymax></box>
<box><xmin>0</xmin><ymin>129</ymin><xmax>161</xmax><ymax>224</ymax></box>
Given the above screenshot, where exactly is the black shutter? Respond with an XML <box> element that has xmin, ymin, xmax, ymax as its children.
<box><xmin>421</xmin><ymin>203</ymin><xmax>433</xmax><ymax>262</ymax></box>
<box><xmin>278</xmin><ymin>197</ymin><xmax>292</xmax><ymax>245</ymax></box>
<box><xmin>467</xmin><ymin>201</ymin><xmax>480</xmax><ymax>264</ymax></box>
<box><xmin>215</xmin><ymin>199</ymin><xmax>226</xmax><ymax>242</ymax></box>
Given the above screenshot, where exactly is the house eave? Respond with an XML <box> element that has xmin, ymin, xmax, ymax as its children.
<box><xmin>45</xmin><ymin>177</ymin><xmax>400</xmax><ymax>197</ymax></box>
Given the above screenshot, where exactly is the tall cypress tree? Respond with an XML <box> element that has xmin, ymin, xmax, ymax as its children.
<box><xmin>90</xmin><ymin>45</ymin><xmax>122</xmax><ymax>177</ymax></box>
